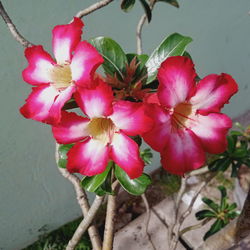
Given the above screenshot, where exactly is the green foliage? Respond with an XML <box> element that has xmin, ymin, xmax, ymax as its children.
<box><xmin>139</xmin><ymin>0</ymin><xmax>152</xmax><ymax>22</ymax></box>
<box><xmin>145</xmin><ymin>33</ymin><xmax>192</xmax><ymax>84</ymax></box>
<box><xmin>121</xmin><ymin>0</ymin><xmax>136</xmax><ymax>12</ymax></box>
<box><xmin>57</xmin><ymin>144</ymin><xmax>74</xmax><ymax>168</ymax></box>
<box><xmin>24</xmin><ymin>218</ymin><xmax>91</xmax><ymax>250</ymax></box>
<box><xmin>140</xmin><ymin>148</ymin><xmax>153</xmax><ymax>165</ymax></box>
<box><xmin>195</xmin><ymin>186</ymin><xmax>238</xmax><ymax>241</ymax></box>
<box><xmin>81</xmin><ymin>162</ymin><xmax>113</xmax><ymax>196</ymax></box>
<box><xmin>157</xmin><ymin>0</ymin><xmax>179</xmax><ymax>8</ymax></box>
<box><xmin>114</xmin><ymin>165</ymin><xmax>152</xmax><ymax>195</ymax></box>
<box><xmin>209</xmin><ymin>127</ymin><xmax>250</xmax><ymax>177</ymax></box>
<box><xmin>89</xmin><ymin>37</ymin><xmax>128</xmax><ymax>80</ymax></box>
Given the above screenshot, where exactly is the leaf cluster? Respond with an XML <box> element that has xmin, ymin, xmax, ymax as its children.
<box><xmin>195</xmin><ymin>186</ymin><xmax>238</xmax><ymax>241</ymax></box>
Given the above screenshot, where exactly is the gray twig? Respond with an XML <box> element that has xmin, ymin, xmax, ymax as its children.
<box><xmin>75</xmin><ymin>0</ymin><xmax>114</xmax><ymax>18</ymax></box>
<box><xmin>0</xmin><ymin>1</ymin><xmax>33</xmax><ymax>48</ymax></box>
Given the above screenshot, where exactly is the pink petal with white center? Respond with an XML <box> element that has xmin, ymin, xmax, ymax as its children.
<box><xmin>70</xmin><ymin>41</ymin><xmax>104</xmax><ymax>88</ymax></box>
<box><xmin>52</xmin><ymin>17</ymin><xmax>84</xmax><ymax>64</ymax></box>
<box><xmin>22</xmin><ymin>45</ymin><xmax>55</xmax><ymax>85</ymax></box>
<box><xmin>110</xmin><ymin>101</ymin><xmax>153</xmax><ymax>136</ymax></box>
<box><xmin>48</xmin><ymin>85</ymin><xmax>76</xmax><ymax>124</ymax></box>
<box><xmin>189</xmin><ymin>113</ymin><xmax>232</xmax><ymax>154</ymax></box>
<box><xmin>52</xmin><ymin>111</ymin><xmax>90</xmax><ymax>144</ymax></box>
<box><xmin>75</xmin><ymin>80</ymin><xmax>113</xmax><ymax>118</ymax></box>
<box><xmin>190</xmin><ymin>73</ymin><xmax>238</xmax><ymax>115</ymax></box>
<box><xmin>157</xmin><ymin>56</ymin><xmax>196</xmax><ymax>108</ymax></box>
<box><xmin>20</xmin><ymin>85</ymin><xmax>58</xmax><ymax>123</ymax></box>
<box><xmin>110</xmin><ymin>132</ymin><xmax>144</xmax><ymax>179</ymax></box>
<box><xmin>142</xmin><ymin>104</ymin><xmax>171</xmax><ymax>152</ymax></box>
<box><xmin>67</xmin><ymin>138</ymin><xmax>109</xmax><ymax>176</ymax></box>
<box><xmin>161</xmin><ymin>129</ymin><xmax>205</xmax><ymax>176</ymax></box>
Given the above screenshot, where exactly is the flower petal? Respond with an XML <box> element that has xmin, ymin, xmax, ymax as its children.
<box><xmin>20</xmin><ymin>85</ymin><xmax>58</xmax><ymax>123</ymax></box>
<box><xmin>22</xmin><ymin>45</ymin><xmax>55</xmax><ymax>85</ymax></box>
<box><xmin>52</xmin><ymin>111</ymin><xmax>90</xmax><ymax>144</ymax></box>
<box><xmin>48</xmin><ymin>85</ymin><xmax>76</xmax><ymax>124</ymax></box>
<box><xmin>142</xmin><ymin>104</ymin><xmax>171</xmax><ymax>152</ymax></box>
<box><xmin>67</xmin><ymin>139</ymin><xmax>109</xmax><ymax>176</ymax></box>
<box><xmin>189</xmin><ymin>113</ymin><xmax>232</xmax><ymax>154</ymax></box>
<box><xmin>75</xmin><ymin>80</ymin><xmax>113</xmax><ymax>118</ymax></box>
<box><xmin>70</xmin><ymin>41</ymin><xmax>104</xmax><ymax>88</ymax></box>
<box><xmin>110</xmin><ymin>101</ymin><xmax>153</xmax><ymax>136</ymax></box>
<box><xmin>110</xmin><ymin>132</ymin><xmax>144</xmax><ymax>179</ymax></box>
<box><xmin>52</xmin><ymin>17</ymin><xmax>84</xmax><ymax>64</ymax></box>
<box><xmin>157</xmin><ymin>56</ymin><xmax>196</xmax><ymax>108</ymax></box>
<box><xmin>161</xmin><ymin>129</ymin><xmax>205</xmax><ymax>176</ymax></box>
<box><xmin>190</xmin><ymin>73</ymin><xmax>238</xmax><ymax>115</ymax></box>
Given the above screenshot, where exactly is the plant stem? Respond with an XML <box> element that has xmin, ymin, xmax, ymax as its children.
<box><xmin>102</xmin><ymin>179</ymin><xmax>119</xmax><ymax>250</ymax></box>
<box><xmin>0</xmin><ymin>1</ymin><xmax>33</xmax><ymax>48</ymax></box>
<box><xmin>56</xmin><ymin>144</ymin><xmax>102</xmax><ymax>250</ymax></box>
<box><xmin>66</xmin><ymin>195</ymin><xmax>104</xmax><ymax>250</ymax></box>
<box><xmin>75</xmin><ymin>0</ymin><xmax>114</xmax><ymax>18</ymax></box>
<box><xmin>136</xmin><ymin>0</ymin><xmax>156</xmax><ymax>55</ymax></box>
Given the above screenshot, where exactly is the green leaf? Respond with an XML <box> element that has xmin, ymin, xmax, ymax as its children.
<box><xmin>145</xmin><ymin>33</ymin><xmax>192</xmax><ymax>83</ymax></box>
<box><xmin>209</xmin><ymin>158</ymin><xmax>231</xmax><ymax>172</ymax></box>
<box><xmin>218</xmin><ymin>186</ymin><xmax>227</xmax><ymax>199</ymax></box>
<box><xmin>231</xmin><ymin>161</ymin><xmax>241</xmax><ymax>177</ymax></box>
<box><xmin>204</xmin><ymin>219</ymin><xmax>224</xmax><ymax>240</ymax></box>
<box><xmin>89</xmin><ymin>37</ymin><xmax>128</xmax><ymax>79</ymax></box>
<box><xmin>230</xmin><ymin>130</ymin><xmax>243</xmax><ymax>137</ymax></box>
<box><xmin>57</xmin><ymin>144</ymin><xmax>74</xmax><ymax>168</ymax></box>
<box><xmin>140</xmin><ymin>148</ymin><xmax>153</xmax><ymax>165</ymax></box>
<box><xmin>227</xmin><ymin>202</ymin><xmax>237</xmax><ymax>211</ymax></box>
<box><xmin>114</xmin><ymin>165</ymin><xmax>152</xmax><ymax>195</ymax></box>
<box><xmin>157</xmin><ymin>0</ymin><xmax>179</xmax><ymax>8</ymax></box>
<box><xmin>81</xmin><ymin>163</ymin><xmax>112</xmax><ymax>193</ymax></box>
<box><xmin>139</xmin><ymin>0</ymin><xmax>152</xmax><ymax>22</ymax></box>
<box><xmin>121</xmin><ymin>0</ymin><xmax>136</xmax><ymax>12</ymax></box>
<box><xmin>202</xmin><ymin>197</ymin><xmax>219</xmax><ymax>212</ymax></box>
<box><xmin>218</xmin><ymin>186</ymin><xmax>227</xmax><ymax>210</ymax></box>
<box><xmin>195</xmin><ymin>210</ymin><xmax>217</xmax><ymax>220</ymax></box>
<box><xmin>227</xmin><ymin>211</ymin><xmax>238</xmax><ymax>219</ymax></box>
<box><xmin>232</xmin><ymin>147</ymin><xmax>248</xmax><ymax>158</ymax></box>
<box><xmin>94</xmin><ymin>168</ymin><xmax>114</xmax><ymax>196</ymax></box>
<box><xmin>227</xmin><ymin>135</ymin><xmax>237</xmax><ymax>154</ymax></box>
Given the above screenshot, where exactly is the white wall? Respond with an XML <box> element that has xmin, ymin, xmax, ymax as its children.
<box><xmin>0</xmin><ymin>0</ymin><xmax>249</xmax><ymax>249</ymax></box>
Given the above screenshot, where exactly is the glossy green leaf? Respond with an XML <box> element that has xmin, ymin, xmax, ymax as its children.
<box><xmin>202</xmin><ymin>197</ymin><xmax>219</xmax><ymax>212</ymax></box>
<box><xmin>227</xmin><ymin>202</ymin><xmax>237</xmax><ymax>211</ymax></box>
<box><xmin>57</xmin><ymin>144</ymin><xmax>74</xmax><ymax>168</ymax></box>
<box><xmin>227</xmin><ymin>135</ymin><xmax>237</xmax><ymax>154</ymax></box>
<box><xmin>81</xmin><ymin>163</ymin><xmax>112</xmax><ymax>193</ymax></box>
<box><xmin>89</xmin><ymin>37</ymin><xmax>128</xmax><ymax>79</ymax></box>
<box><xmin>195</xmin><ymin>210</ymin><xmax>217</xmax><ymax>220</ymax></box>
<box><xmin>209</xmin><ymin>158</ymin><xmax>231</xmax><ymax>172</ymax></box>
<box><xmin>204</xmin><ymin>219</ymin><xmax>224</xmax><ymax>240</ymax></box>
<box><xmin>121</xmin><ymin>0</ymin><xmax>136</xmax><ymax>12</ymax></box>
<box><xmin>230</xmin><ymin>130</ymin><xmax>243</xmax><ymax>137</ymax></box>
<box><xmin>139</xmin><ymin>0</ymin><xmax>152</xmax><ymax>22</ymax></box>
<box><xmin>157</xmin><ymin>0</ymin><xmax>179</xmax><ymax>8</ymax></box>
<box><xmin>232</xmin><ymin>147</ymin><xmax>248</xmax><ymax>158</ymax></box>
<box><xmin>140</xmin><ymin>148</ymin><xmax>153</xmax><ymax>165</ymax></box>
<box><xmin>94</xmin><ymin>169</ymin><xmax>114</xmax><ymax>196</ymax></box>
<box><xmin>227</xmin><ymin>211</ymin><xmax>238</xmax><ymax>219</ymax></box>
<box><xmin>115</xmin><ymin>165</ymin><xmax>152</xmax><ymax>195</ymax></box>
<box><xmin>145</xmin><ymin>33</ymin><xmax>192</xmax><ymax>83</ymax></box>
<box><xmin>218</xmin><ymin>186</ymin><xmax>227</xmax><ymax>210</ymax></box>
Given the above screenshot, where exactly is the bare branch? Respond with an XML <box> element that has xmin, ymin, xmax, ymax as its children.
<box><xmin>66</xmin><ymin>195</ymin><xmax>104</xmax><ymax>250</ymax></box>
<box><xmin>136</xmin><ymin>0</ymin><xmax>157</xmax><ymax>55</ymax></box>
<box><xmin>142</xmin><ymin>193</ymin><xmax>157</xmax><ymax>250</ymax></box>
<box><xmin>75</xmin><ymin>0</ymin><xmax>114</xmax><ymax>19</ymax></box>
<box><xmin>56</xmin><ymin>144</ymin><xmax>102</xmax><ymax>250</ymax></box>
<box><xmin>0</xmin><ymin>1</ymin><xmax>33</xmax><ymax>48</ymax></box>
<box><xmin>186</xmin><ymin>166</ymin><xmax>209</xmax><ymax>177</ymax></box>
<box><xmin>102</xmin><ymin>179</ymin><xmax>119</xmax><ymax>250</ymax></box>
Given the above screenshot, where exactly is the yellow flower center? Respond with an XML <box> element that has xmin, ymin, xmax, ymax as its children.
<box><xmin>171</xmin><ymin>102</ymin><xmax>193</xmax><ymax>129</ymax></box>
<box><xmin>50</xmin><ymin>64</ymin><xmax>72</xmax><ymax>90</ymax></box>
<box><xmin>88</xmin><ymin>118</ymin><xmax>116</xmax><ymax>144</ymax></box>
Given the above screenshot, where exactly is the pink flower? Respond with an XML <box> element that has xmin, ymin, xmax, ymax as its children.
<box><xmin>143</xmin><ymin>56</ymin><xmax>238</xmax><ymax>176</ymax></box>
<box><xmin>20</xmin><ymin>18</ymin><xmax>103</xmax><ymax>124</ymax></box>
<box><xmin>52</xmin><ymin>79</ymin><xmax>153</xmax><ymax>179</ymax></box>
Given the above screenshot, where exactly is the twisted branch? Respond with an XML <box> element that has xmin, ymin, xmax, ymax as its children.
<box><xmin>0</xmin><ymin>1</ymin><xmax>33</xmax><ymax>48</ymax></box>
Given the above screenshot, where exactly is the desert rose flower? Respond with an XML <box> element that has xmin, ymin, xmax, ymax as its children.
<box><xmin>20</xmin><ymin>18</ymin><xmax>103</xmax><ymax>124</ymax></box>
<box><xmin>52</xmin><ymin>79</ymin><xmax>153</xmax><ymax>179</ymax></box>
<box><xmin>143</xmin><ymin>56</ymin><xmax>238</xmax><ymax>175</ymax></box>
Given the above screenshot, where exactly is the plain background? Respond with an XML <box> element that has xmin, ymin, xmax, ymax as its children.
<box><xmin>0</xmin><ymin>0</ymin><xmax>250</xmax><ymax>249</ymax></box>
